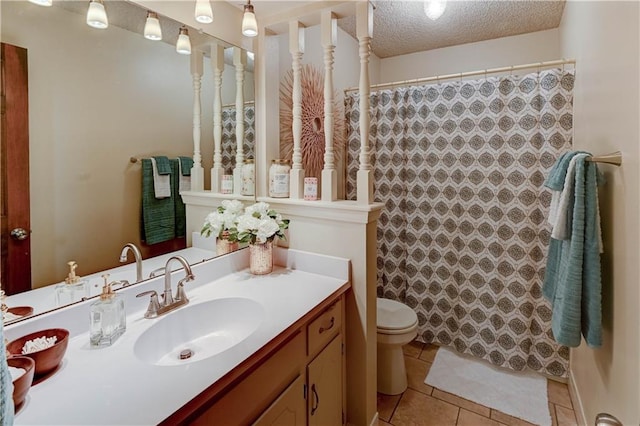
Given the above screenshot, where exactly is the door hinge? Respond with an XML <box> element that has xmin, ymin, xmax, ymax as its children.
<box><xmin>303</xmin><ymin>383</ymin><xmax>307</xmax><ymax>400</ymax></box>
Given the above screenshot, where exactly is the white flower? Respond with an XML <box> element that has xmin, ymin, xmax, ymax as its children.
<box><xmin>245</xmin><ymin>201</ymin><xmax>270</xmax><ymax>218</ymax></box>
<box><xmin>203</xmin><ymin>211</ymin><xmax>224</xmax><ymax>237</ymax></box>
<box><xmin>221</xmin><ymin>199</ymin><xmax>244</xmax><ymax>215</ymax></box>
<box><xmin>236</xmin><ymin>213</ymin><xmax>261</xmax><ymax>234</ymax></box>
<box><xmin>256</xmin><ymin>218</ymin><xmax>280</xmax><ymax>243</ymax></box>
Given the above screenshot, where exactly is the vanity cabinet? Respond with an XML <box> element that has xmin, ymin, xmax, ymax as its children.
<box><xmin>170</xmin><ymin>292</ymin><xmax>347</xmax><ymax>426</ymax></box>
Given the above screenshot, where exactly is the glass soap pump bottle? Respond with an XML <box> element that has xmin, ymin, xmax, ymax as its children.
<box><xmin>55</xmin><ymin>261</ymin><xmax>89</xmax><ymax>307</ymax></box>
<box><xmin>89</xmin><ymin>274</ymin><xmax>126</xmax><ymax>348</ymax></box>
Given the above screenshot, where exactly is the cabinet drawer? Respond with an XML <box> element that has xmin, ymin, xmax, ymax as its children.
<box><xmin>307</xmin><ymin>299</ymin><xmax>342</xmax><ymax>357</ymax></box>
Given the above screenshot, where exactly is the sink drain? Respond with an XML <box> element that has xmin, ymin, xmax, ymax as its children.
<box><xmin>179</xmin><ymin>349</ymin><xmax>194</xmax><ymax>360</ymax></box>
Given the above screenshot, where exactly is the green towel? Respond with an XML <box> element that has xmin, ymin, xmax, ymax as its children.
<box><xmin>543</xmin><ymin>155</ymin><xmax>602</xmax><ymax>347</ymax></box>
<box><xmin>544</xmin><ymin>151</ymin><xmax>580</xmax><ymax>191</ymax></box>
<box><xmin>152</xmin><ymin>156</ymin><xmax>172</xmax><ymax>175</ymax></box>
<box><xmin>141</xmin><ymin>159</ymin><xmax>176</xmax><ymax>244</ymax></box>
<box><xmin>172</xmin><ymin>159</ymin><xmax>186</xmax><ymax>238</ymax></box>
<box><xmin>179</xmin><ymin>156</ymin><xmax>193</xmax><ymax>176</ymax></box>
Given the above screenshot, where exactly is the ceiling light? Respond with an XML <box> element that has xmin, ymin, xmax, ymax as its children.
<box><xmin>86</xmin><ymin>0</ymin><xmax>108</xmax><ymax>29</ymax></box>
<box><xmin>424</xmin><ymin>0</ymin><xmax>446</xmax><ymax>21</ymax></box>
<box><xmin>28</xmin><ymin>0</ymin><xmax>53</xmax><ymax>7</ymax></box>
<box><xmin>176</xmin><ymin>26</ymin><xmax>192</xmax><ymax>55</ymax></box>
<box><xmin>144</xmin><ymin>11</ymin><xmax>162</xmax><ymax>41</ymax></box>
<box><xmin>242</xmin><ymin>1</ymin><xmax>258</xmax><ymax>37</ymax></box>
<box><xmin>194</xmin><ymin>0</ymin><xmax>213</xmax><ymax>24</ymax></box>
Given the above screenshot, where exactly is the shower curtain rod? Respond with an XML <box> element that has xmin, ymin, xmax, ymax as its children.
<box><xmin>343</xmin><ymin>58</ymin><xmax>576</xmax><ymax>94</ymax></box>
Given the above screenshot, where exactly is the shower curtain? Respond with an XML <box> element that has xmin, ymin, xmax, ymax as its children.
<box><xmin>221</xmin><ymin>103</ymin><xmax>256</xmax><ymax>172</ymax></box>
<box><xmin>346</xmin><ymin>69</ymin><xmax>574</xmax><ymax>377</ymax></box>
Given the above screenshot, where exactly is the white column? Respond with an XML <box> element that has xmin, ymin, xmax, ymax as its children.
<box><xmin>190</xmin><ymin>50</ymin><xmax>205</xmax><ymax>191</ymax></box>
<box><xmin>289</xmin><ymin>20</ymin><xmax>305</xmax><ymax>199</ymax></box>
<box><xmin>356</xmin><ymin>2</ymin><xmax>373</xmax><ymax>204</ymax></box>
<box><xmin>232</xmin><ymin>47</ymin><xmax>246</xmax><ymax>195</ymax></box>
<box><xmin>210</xmin><ymin>44</ymin><xmax>225</xmax><ymax>193</ymax></box>
<box><xmin>321</xmin><ymin>11</ymin><xmax>338</xmax><ymax>202</ymax></box>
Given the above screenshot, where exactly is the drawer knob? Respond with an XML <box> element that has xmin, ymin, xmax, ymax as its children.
<box><xmin>319</xmin><ymin>317</ymin><xmax>335</xmax><ymax>334</ymax></box>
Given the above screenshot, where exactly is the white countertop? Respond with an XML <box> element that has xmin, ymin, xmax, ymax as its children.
<box><xmin>10</xmin><ymin>248</ymin><xmax>349</xmax><ymax>425</ymax></box>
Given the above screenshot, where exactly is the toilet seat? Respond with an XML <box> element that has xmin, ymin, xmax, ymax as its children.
<box><xmin>377</xmin><ymin>298</ymin><xmax>418</xmax><ymax>335</ymax></box>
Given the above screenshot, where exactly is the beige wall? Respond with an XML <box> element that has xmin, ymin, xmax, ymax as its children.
<box><xmin>379</xmin><ymin>28</ymin><xmax>561</xmax><ymax>83</ymax></box>
<box><xmin>1</xmin><ymin>2</ymin><xmax>249</xmax><ymax>287</ymax></box>
<box><xmin>558</xmin><ymin>1</ymin><xmax>640</xmax><ymax>424</ymax></box>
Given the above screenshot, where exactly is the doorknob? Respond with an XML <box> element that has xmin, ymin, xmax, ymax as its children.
<box><xmin>10</xmin><ymin>228</ymin><xmax>29</xmax><ymax>241</ymax></box>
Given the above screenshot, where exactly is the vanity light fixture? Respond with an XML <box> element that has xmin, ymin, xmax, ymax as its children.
<box><xmin>242</xmin><ymin>0</ymin><xmax>258</xmax><ymax>37</ymax></box>
<box><xmin>144</xmin><ymin>11</ymin><xmax>162</xmax><ymax>41</ymax></box>
<box><xmin>176</xmin><ymin>26</ymin><xmax>192</xmax><ymax>55</ymax></box>
<box><xmin>194</xmin><ymin>0</ymin><xmax>213</xmax><ymax>24</ymax></box>
<box><xmin>86</xmin><ymin>0</ymin><xmax>108</xmax><ymax>29</ymax></box>
<box><xmin>28</xmin><ymin>0</ymin><xmax>53</xmax><ymax>7</ymax></box>
<box><xmin>424</xmin><ymin>0</ymin><xmax>447</xmax><ymax>20</ymax></box>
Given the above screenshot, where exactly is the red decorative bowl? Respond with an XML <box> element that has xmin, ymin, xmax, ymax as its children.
<box><xmin>7</xmin><ymin>328</ymin><xmax>69</xmax><ymax>376</ymax></box>
<box><xmin>7</xmin><ymin>356</ymin><xmax>35</xmax><ymax>410</ymax></box>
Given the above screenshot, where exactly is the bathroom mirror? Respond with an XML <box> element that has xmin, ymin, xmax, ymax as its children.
<box><xmin>0</xmin><ymin>0</ymin><xmax>255</xmax><ymax>321</ymax></box>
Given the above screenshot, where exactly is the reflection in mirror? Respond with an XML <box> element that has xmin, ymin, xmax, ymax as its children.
<box><xmin>0</xmin><ymin>0</ymin><xmax>255</xmax><ymax>322</ymax></box>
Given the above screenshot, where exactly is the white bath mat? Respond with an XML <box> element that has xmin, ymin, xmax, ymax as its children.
<box><xmin>425</xmin><ymin>347</ymin><xmax>551</xmax><ymax>426</ymax></box>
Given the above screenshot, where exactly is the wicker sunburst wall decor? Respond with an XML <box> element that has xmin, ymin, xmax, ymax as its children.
<box><xmin>279</xmin><ymin>64</ymin><xmax>345</xmax><ymax>184</ymax></box>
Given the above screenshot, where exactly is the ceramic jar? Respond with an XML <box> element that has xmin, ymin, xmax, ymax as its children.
<box><xmin>269</xmin><ymin>160</ymin><xmax>291</xmax><ymax>198</ymax></box>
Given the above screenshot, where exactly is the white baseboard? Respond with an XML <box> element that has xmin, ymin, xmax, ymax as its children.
<box><xmin>568</xmin><ymin>369</ymin><xmax>588</xmax><ymax>425</ymax></box>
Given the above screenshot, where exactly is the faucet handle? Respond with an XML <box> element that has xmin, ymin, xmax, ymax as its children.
<box><xmin>136</xmin><ymin>290</ymin><xmax>160</xmax><ymax>319</ymax></box>
<box><xmin>149</xmin><ymin>267</ymin><xmax>166</xmax><ymax>278</ymax></box>
<box><xmin>174</xmin><ymin>276</ymin><xmax>193</xmax><ymax>303</ymax></box>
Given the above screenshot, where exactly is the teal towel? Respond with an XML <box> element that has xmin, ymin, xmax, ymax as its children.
<box><xmin>1</xmin><ymin>320</ymin><xmax>14</xmax><ymax>425</ymax></box>
<box><xmin>179</xmin><ymin>156</ymin><xmax>193</xmax><ymax>177</ymax></box>
<box><xmin>543</xmin><ymin>155</ymin><xmax>602</xmax><ymax>347</ymax></box>
<box><xmin>152</xmin><ymin>156</ymin><xmax>172</xmax><ymax>175</ymax></box>
<box><xmin>544</xmin><ymin>151</ymin><xmax>579</xmax><ymax>191</ymax></box>
<box><xmin>172</xmin><ymin>159</ymin><xmax>186</xmax><ymax>238</ymax></box>
<box><xmin>141</xmin><ymin>159</ymin><xmax>176</xmax><ymax>244</ymax></box>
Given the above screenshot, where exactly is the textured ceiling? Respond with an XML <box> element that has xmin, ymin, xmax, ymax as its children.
<box><xmin>340</xmin><ymin>1</ymin><xmax>566</xmax><ymax>58</ymax></box>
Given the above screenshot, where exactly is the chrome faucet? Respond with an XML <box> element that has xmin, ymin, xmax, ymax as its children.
<box><xmin>119</xmin><ymin>243</ymin><xmax>143</xmax><ymax>283</ymax></box>
<box><xmin>136</xmin><ymin>255</ymin><xmax>195</xmax><ymax>319</ymax></box>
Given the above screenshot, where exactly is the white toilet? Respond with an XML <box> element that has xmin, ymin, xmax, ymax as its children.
<box><xmin>377</xmin><ymin>297</ymin><xmax>419</xmax><ymax>395</ymax></box>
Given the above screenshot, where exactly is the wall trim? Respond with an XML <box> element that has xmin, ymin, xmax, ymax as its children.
<box><xmin>569</xmin><ymin>368</ymin><xmax>587</xmax><ymax>426</ymax></box>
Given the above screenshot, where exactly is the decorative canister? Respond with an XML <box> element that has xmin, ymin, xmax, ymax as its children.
<box><xmin>221</xmin><ymin>175</ymin><xmax>233</xmax><ymax>194</ymax></box>
<box><xmin>303</xmin><ymin>177</ymin><xmax>318</xmax><ymax>201</ymax></box>
<box><xmin>249</xmin><ymin>241</ymin><xmax>273</xmax><ymax>275</ymax></box>
<box><xmin>241</xmin><ymin>159</ymin><xmax>255</xmax><ymax>196</ymax></box>
<box><xmin>269</xmin><ymin>159</ymin><xmax>291</xmax><ymax>198</ymax></box>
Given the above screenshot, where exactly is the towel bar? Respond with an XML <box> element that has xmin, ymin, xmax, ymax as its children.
<box><xmin>587</xmin><ymin>151</ymin><xmax>622</xmax><ymax>166</ymax></box>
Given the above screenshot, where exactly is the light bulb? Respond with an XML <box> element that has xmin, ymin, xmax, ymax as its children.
<box><xmin>194</xmin><ymin>0</ymin><xmax>213</xmax><ymax>24</ymax></box>
<box><xmin>242</xmin><ymin>2</ymin><xmax>258</xmax><ymax>37</ymax></box>
<box><xmin>28</xmin><ymin>0</ymin><xmax>53</xmax><ymax>6</ymax></box>
<box><xmin>424</xmin><ymin>1</ymin><xmax>446</xmax><ymax>20</ymax></box>
<box><xmin>144</xmin><ymin>11</ymin><xmax>162</xmax><ymax>41</ymax></box>
<box><xmin>86</xmin><ymin>0</ymin><xmax>108</xmax><ymax>29</ymax></box>
<box><xmin>176</xmin><ymin>27</ymin><xmax>192</xmax><ymax>55</ymax></box>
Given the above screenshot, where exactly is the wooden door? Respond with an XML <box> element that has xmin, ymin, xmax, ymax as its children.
<box><xmin>307</xmin><ymin>336</ymin><xmax>343</xmax><ymax>426</ymax></box>
<box><xmin>1</xmin><ymin>43</ymin><xmax>31</xmax><ymax>295</ymax></box>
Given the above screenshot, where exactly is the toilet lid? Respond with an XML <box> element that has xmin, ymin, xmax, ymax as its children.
<box><xmin>377</xmin><ymin>298</ymin><xmax>418</xmax><ymax>331</ymax></box>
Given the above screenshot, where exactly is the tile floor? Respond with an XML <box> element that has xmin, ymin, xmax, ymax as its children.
<box><xmin>378</xmin><ymin>341</ymin><xmax>579</xmax><ymax>426</ymax></box>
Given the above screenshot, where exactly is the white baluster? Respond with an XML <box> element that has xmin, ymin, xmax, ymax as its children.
<box><xmin>356</xmin><ymin>2</ymin><xmax>373</xmax><ymax>204</ymax></box>
<box><xmin>321</xmin><ymin>11</ymin><xmax>337</xmax><ymax>202</ymax></box>
<box><xmin>289</xmin><ymin>20</ymin><xmax>305</xmax><ymax>199</ymax></box>
<box><xmin>233</xmin><ymin>47</ymin><xmax>246</xmax><ymax>195</ymax></box>
<box><xmin>210</xmin><ymin>44</ymin><xmax>225</xmax><ymax>193</ymax></box>
<box><xmin>190</xmin><ymin>50</ymin><xmax>204</xmax><ymax>191</ymax></box>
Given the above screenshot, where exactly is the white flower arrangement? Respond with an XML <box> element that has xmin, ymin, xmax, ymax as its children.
<box><xmin>201</xmin><ymin>199</ymin><xmax>245</xmax><ymax>241</ymax></box>
<box><xmin>236</xmin><ymin>202</ymin><xmax>290</xmax><ymax>245</ymax></box>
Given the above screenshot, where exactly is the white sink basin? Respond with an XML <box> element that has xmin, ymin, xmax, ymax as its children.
<box><xmin>134</xmin><ymin>298</ymin><xmax>264</xmax><ymax>366</ymax></box>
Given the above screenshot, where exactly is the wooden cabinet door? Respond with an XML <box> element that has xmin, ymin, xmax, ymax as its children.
<box><xmin>307</xmin><ymin>336</ymin><xmax>343</xmax><ymax>426</ymax></box>
<box><xmin>253</xmin><ymin>375</ymin><xmax>306</xmax><ymax>426</ymax></box>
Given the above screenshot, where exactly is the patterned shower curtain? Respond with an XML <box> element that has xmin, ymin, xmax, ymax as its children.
<box><xmin>221</xmin><ymin>103</ymin><xmax>255</xmax><ymax>173</ymax></box>
<box><xmin>346</xmin><ymin>69</ymin><xmax>574</xmax><ymax>377</ymax></box>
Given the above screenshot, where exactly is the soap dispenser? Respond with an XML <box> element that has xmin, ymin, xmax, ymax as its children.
<box><xmin>55</xmin><ymin>261</ymin><xmax>89</xmax><ymax>307</ymax></box>
<box><xmin>89</xmin><ymin>274</ymin><xmax>126</xmax><ymax>347</ymax></box>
